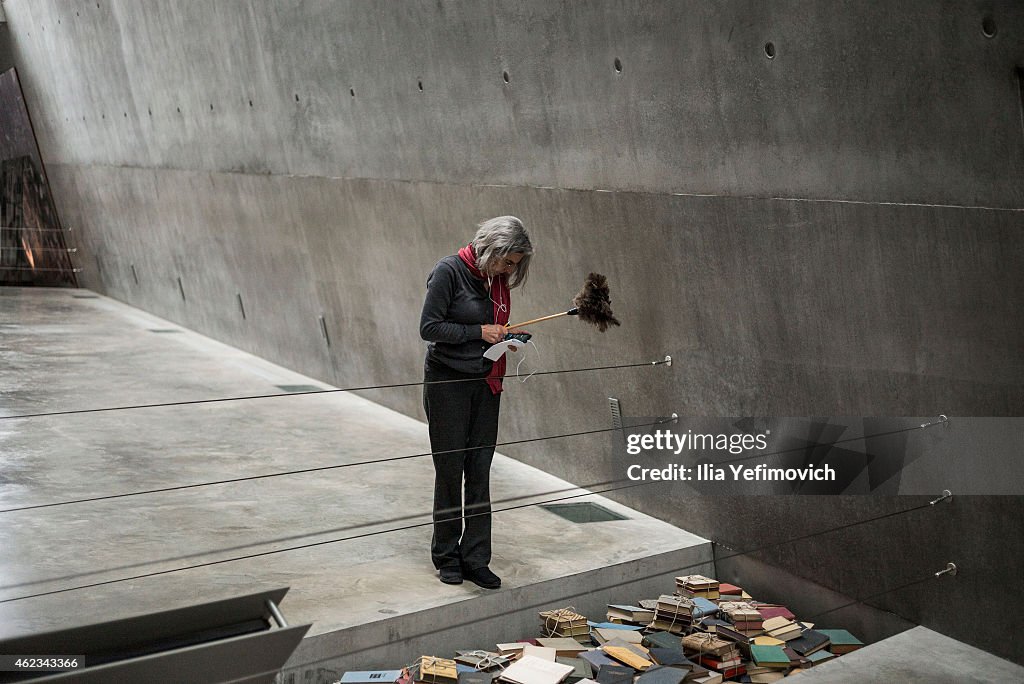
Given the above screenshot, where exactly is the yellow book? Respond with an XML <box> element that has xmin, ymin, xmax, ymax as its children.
<box><xmin>753</xmin><ymin>636</ymin><xmax>785</xmax><ymax>647</ymax></box>
<box><xmin>602</xmin><ymin>645</ymin><xmax>653</xmax><ymax>670</ymax></box>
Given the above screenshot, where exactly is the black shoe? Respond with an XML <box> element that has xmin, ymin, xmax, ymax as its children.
<box><xmin>462</xmin><ymin>565</ymin><xmax>501</xmax><ymax>589</ymax></box>
<box><xmin>439</xmin><ymin>567</ymin><xmax>462</xmax><ymax>585</ymax></box>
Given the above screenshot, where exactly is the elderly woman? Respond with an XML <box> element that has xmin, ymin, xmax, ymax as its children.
<box><xmin>419</xmin><ymin>216</ymin><xmax>533</xmax><ymax>588</ymax></box>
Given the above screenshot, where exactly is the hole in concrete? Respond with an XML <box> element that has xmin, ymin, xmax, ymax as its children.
<box><xmin>210</xmin><ymin>103</ymin><xmax>214</xmax><ymax>111</ymax></box>
<box><xmin>275</xmin><ymin>385</ymin><xmax>323</xmax><ymax>393</ymax></box>
<box><xmin>176</xmin><ymin>106</ymin><xmax>181</xmax><ymax>113</ymax></box>
<box><xmin>765</xmin><ymin>42</ymin><xmax>776</xmax><ymax>58</ymax></box>
<box><xmin>982</xmin><ymin>15</ymin><xmax>997</xmax><ymax>38</ymax></box>
<box><xmin>349</xmin><ymin>88</ymin><xmax>356</xmax><ymax>97</ymax></box>
<box><xmin>614</xmin><ymin>57</ymin><xmax>622</xmax><ymax>73</ymax></box>
<box><xmin>418</xmin><ymin>80</ymin><xmax>424</xmax><ymax>91</ymax></box>
<box><xmin>123</xmin><ymin>112</ymin><xmax>127</xmax><ymax>118</ymax></box>
<box><xmin>295</xmin><ymin>93</ymin><xmax>300</xmax><ymax>102</ymax></box>
<box><xmin>249</xmin><ymin>99</ymin><xmax>253</xmax><ymax>107</ymax></box>
<box><xmin>541</xmin><ymin>502</ymin><xmax>628</xmax><ymax>523</ymax></box>
<box><xmin>503</xmin><ymin>71</ymin><xmax>510</xmax><ymax>83</ymax></box>
<box><xmin>101</xmin><ymin>113</ymin><xmax>105</xmax><ymax>119</ymax></box>
<box><xmin>148</xmin><ymin>108</ymin><xmax>152</xmax><ymax>116</ymax></box>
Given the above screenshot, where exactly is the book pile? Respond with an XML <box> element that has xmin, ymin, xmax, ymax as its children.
<box><xmin>760</xmin><ymin>616</ymin><xmax>803</xmax><ymax>642</ymax></box>
<box><xmin>683</xmin><ymin>633</ymin><xmax>743</xmax><ymax>679</ymax></box>
<box><xmin>538</xmin><ymin>608</ymin><xmax>591</xmax><ymax>643</ymax></box>
<box><xmin>606</xmin><ymin>604</ymin><xmax>655</xmax><ymax>626</ymax></box>
<box><xmin>718</xmin><ymin>601</ymin><xmax>763</xmax><ymax>636</ymax></box>
<box><xmin>650</xmin><ymin>595</ymin><xmax>695</xmax><ymax>634</ymax></box>
<box><xmin>676</xmin><ymin>575</ymin><xmax>720</xmax><ymax>600</ymax></box>
<box><xmin>334</xmin><ymin>574</ymin><xmax>869</xmax><ymax>684</ymax></box>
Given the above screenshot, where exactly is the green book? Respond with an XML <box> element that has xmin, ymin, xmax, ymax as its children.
<box><xmin>643</xmin><ymin>631</ymin><xmax>682</xmax><ymax>650</ymax></box>
<box><xmin>750</xmin><ymin>644</ymin><xmax>790</xmax><ymax>667</ymax></box>
<box><xmin>815</xmin><ymin>629</ymin><xmax>864</xmax><ymax>653</ymax></box>
<box><xmin>807</xmin><ymin>649</ymin><xmax>836</xmax><ymax>665</ymax></box>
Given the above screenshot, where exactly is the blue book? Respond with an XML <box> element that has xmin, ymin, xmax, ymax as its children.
<box><xmin>579</xmin><ymin>649</ymin><xmax>615</xmax><ymax>670</ymax></box>
<box><xmin>340</xmin><ymin>672</ymin><xmax>403</xmax><ymax>684</ymax></box>
<box><xmin>587</xmin><ymin>621</ymin><xmax>642</xmax><ymax>630</ymax></box>
<box><xmin>691</xmin><ymin>597</ymin><xmax>719</xmax><ymax>619</ymax></box>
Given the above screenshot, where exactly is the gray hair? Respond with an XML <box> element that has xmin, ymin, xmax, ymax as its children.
<box><xmin>472</xmin><ymin>215</ymin><xmax>533</xmax><ymax>288</ymax></box>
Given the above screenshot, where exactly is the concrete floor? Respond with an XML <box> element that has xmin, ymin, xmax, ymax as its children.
<box><xmin>0</xmin><ymin>287</ymin><xmax>710</xmax><ymax>668</ymax></box>
<box><xmin>796</xmin><ymin>626</ymin><xmax>1024</xmax><ymax>683</ymax></box>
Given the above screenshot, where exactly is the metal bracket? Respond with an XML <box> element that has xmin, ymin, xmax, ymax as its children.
<box><xmin>921</xmin><ymin>414</ymin><xmax>949</xmax><ymax>429</ymax></box>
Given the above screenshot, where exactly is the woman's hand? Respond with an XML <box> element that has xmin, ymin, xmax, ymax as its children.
<box><xmin>480</xmin><ymin>324</ymin><xmax>506</xmax><ymax>344</ymax></box>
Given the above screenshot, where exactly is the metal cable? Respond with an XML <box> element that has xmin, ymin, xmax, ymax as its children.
<box><xmin>0</xmin><ymin>418</ymin><xmax>673</xmax><ymax>514</ymax></box>
<box><xmin>0</xmin><ymin>357</ymin><xmax>671</xmax><ymax>421</ymax></box>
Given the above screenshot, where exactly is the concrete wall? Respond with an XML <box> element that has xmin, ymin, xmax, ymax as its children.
<box><xmin>3</xmin><ymin>0</ymin><xmax>1023</xmax><ymax>664</ymax></box>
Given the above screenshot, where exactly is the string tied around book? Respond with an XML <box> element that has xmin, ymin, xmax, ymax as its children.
<box><xmin>458</xmin><ymin>650</ymin><xmax>508</xmax><ymax>672</ymax></box>
<box><xmin>689</xmin><ymin>631</ymin><xmax>718</xmax><ymax>662</ymax></box>
<box><xmin>417</xmin><ymin>656</ymin><xmax>452</xmax><ymax>684</ymax></box>
<box><xmin>541</xmin><ymin>606</ymin><xmax>580</xmax><ymax>638</ymax></box>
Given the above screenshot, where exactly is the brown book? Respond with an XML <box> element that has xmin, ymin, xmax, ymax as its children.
<box><xmin>682</xmin><ymin>633</ymin><xmax>734</xmax><ymax>658</ymax></box>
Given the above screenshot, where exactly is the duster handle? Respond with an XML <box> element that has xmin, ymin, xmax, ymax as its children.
<box><xmin>506</xmin><ymin>307</ymin><xmax>579</xmax><ymax>329</ymax></box>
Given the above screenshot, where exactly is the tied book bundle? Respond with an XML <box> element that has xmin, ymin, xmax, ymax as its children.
<box><xmin>538</xmin><ymin>607</ymin><xmax>590</xmax><ymax>643</ymax></box>
<box><xmin>453</xmin><ymin>650</ymin><xmax>511</xmax><ymax>671</ymax></box>
<box><xmin>675</xmin><ymin>574</ymin><xmax>720</xmax><ymax>600</ymax></box>
<box><xmin>719</xmin><ymin>601</ymin><xmax>765</xmax><ymax>635</ymax></box>
<box><xmin>415</xmin><ymin>657</ymin><xmax>458</xmax><ymax>684</ymax></box>
<box><xmin>682</xmin><ymin>632</ymin><xmax>737</xmax><ymax>659</ymax></box>
<box><xmin>651</xmin><ymin>594</ymin><xmax>696</xmax><ymax>634</ymax></box>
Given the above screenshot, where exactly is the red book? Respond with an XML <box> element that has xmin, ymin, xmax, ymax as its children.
<box><xmin>698</xmin><ymin>655</ymin><xmax>743</xmax><ymax>670</ymax></box>
<box><xmin>718</xmin><ymin>583</ymin><xmax>743</xmax><ymax>595</ymax></box>
<box><xmin>757</xmin><ymin>606</ymin><xmax>796</xmax><ymax>620</ymax></box>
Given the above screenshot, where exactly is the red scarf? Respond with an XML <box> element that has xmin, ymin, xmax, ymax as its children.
<box><xmin>458</xmin><ymin>244</ymin><xmax>509</xmax><ymax>394</ymax></box>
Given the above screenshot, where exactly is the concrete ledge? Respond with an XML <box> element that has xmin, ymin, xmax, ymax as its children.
<box><xmin>284</xmin><ymin>543</ymin><xmax>713</xmax><ymax>677</ymax></box>
<box><xmin>796</xmin><ymin>625</ymin><xmax>1024</xmax><ymax>683</ymax></box>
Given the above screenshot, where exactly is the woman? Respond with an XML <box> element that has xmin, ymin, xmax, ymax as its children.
<box><xmin>419</xmin><ymin>216</ymin><xmax>533</xmax><ymax>588</ymax></box>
